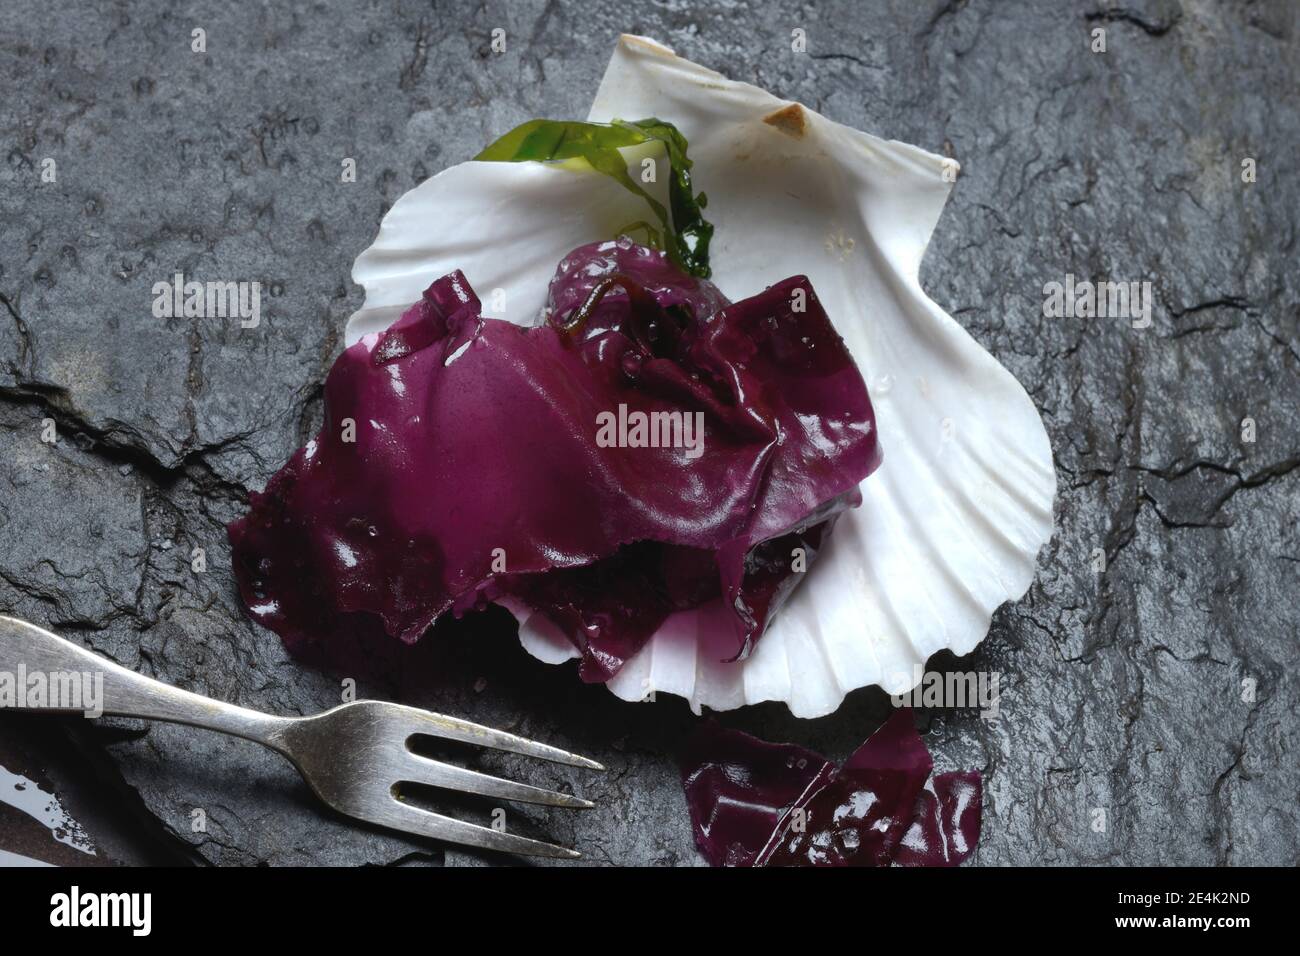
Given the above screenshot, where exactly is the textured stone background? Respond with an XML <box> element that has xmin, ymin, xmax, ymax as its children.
<box><xmin>1</xmin><ymin>0</ymin><xmax>1296</xmax><ymax>866</ymax></box>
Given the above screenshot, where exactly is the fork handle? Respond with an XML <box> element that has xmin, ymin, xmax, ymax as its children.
<box><xmin>0</xmin><ymin>615</ymin><xmax>294</xmax><ymax>751</ymax></box>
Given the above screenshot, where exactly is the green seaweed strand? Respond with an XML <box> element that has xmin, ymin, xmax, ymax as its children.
<box><xmin>475</xmin><ymin>118</ymin><xmax>714</xmax><ymax>278</ymax></box>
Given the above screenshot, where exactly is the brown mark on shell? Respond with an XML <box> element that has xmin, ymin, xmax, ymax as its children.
<box><xmin>763</xmin><ymin>103</ymin><xmax>807</xmax><ymax>138</ymax></box>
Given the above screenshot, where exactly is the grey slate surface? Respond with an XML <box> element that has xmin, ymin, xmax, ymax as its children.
<box><xmin>0</xmin><ymin>0</ymin><xmax>1296</xmax><ymax>866</ymax></box>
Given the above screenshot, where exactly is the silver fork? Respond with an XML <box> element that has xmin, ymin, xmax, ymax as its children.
<box><xmin>0</xmin><ymin>615</ymin><xmax>601</xmax><ymax>859</ymax></box>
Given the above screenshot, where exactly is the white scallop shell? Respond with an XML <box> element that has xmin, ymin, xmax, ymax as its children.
<box><xmin>347</xmin><ymin>35</ymin><xmax>1056</xmax><ymax>718</ymax></box>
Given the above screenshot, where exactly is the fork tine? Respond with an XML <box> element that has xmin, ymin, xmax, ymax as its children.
<box><xmin>402</xmin><ymin>753</ymin><xmax>595</xmax><ymax>809</ymax></box>
<box><xmin>375</xmin><ymin>795</ymin><xmax>581</xmax><ymax>859</ymax></box>
<box><xmin>396</xmin><ymin>706</ymin><xmax>605</xmax><ymax>771</ymax></box>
